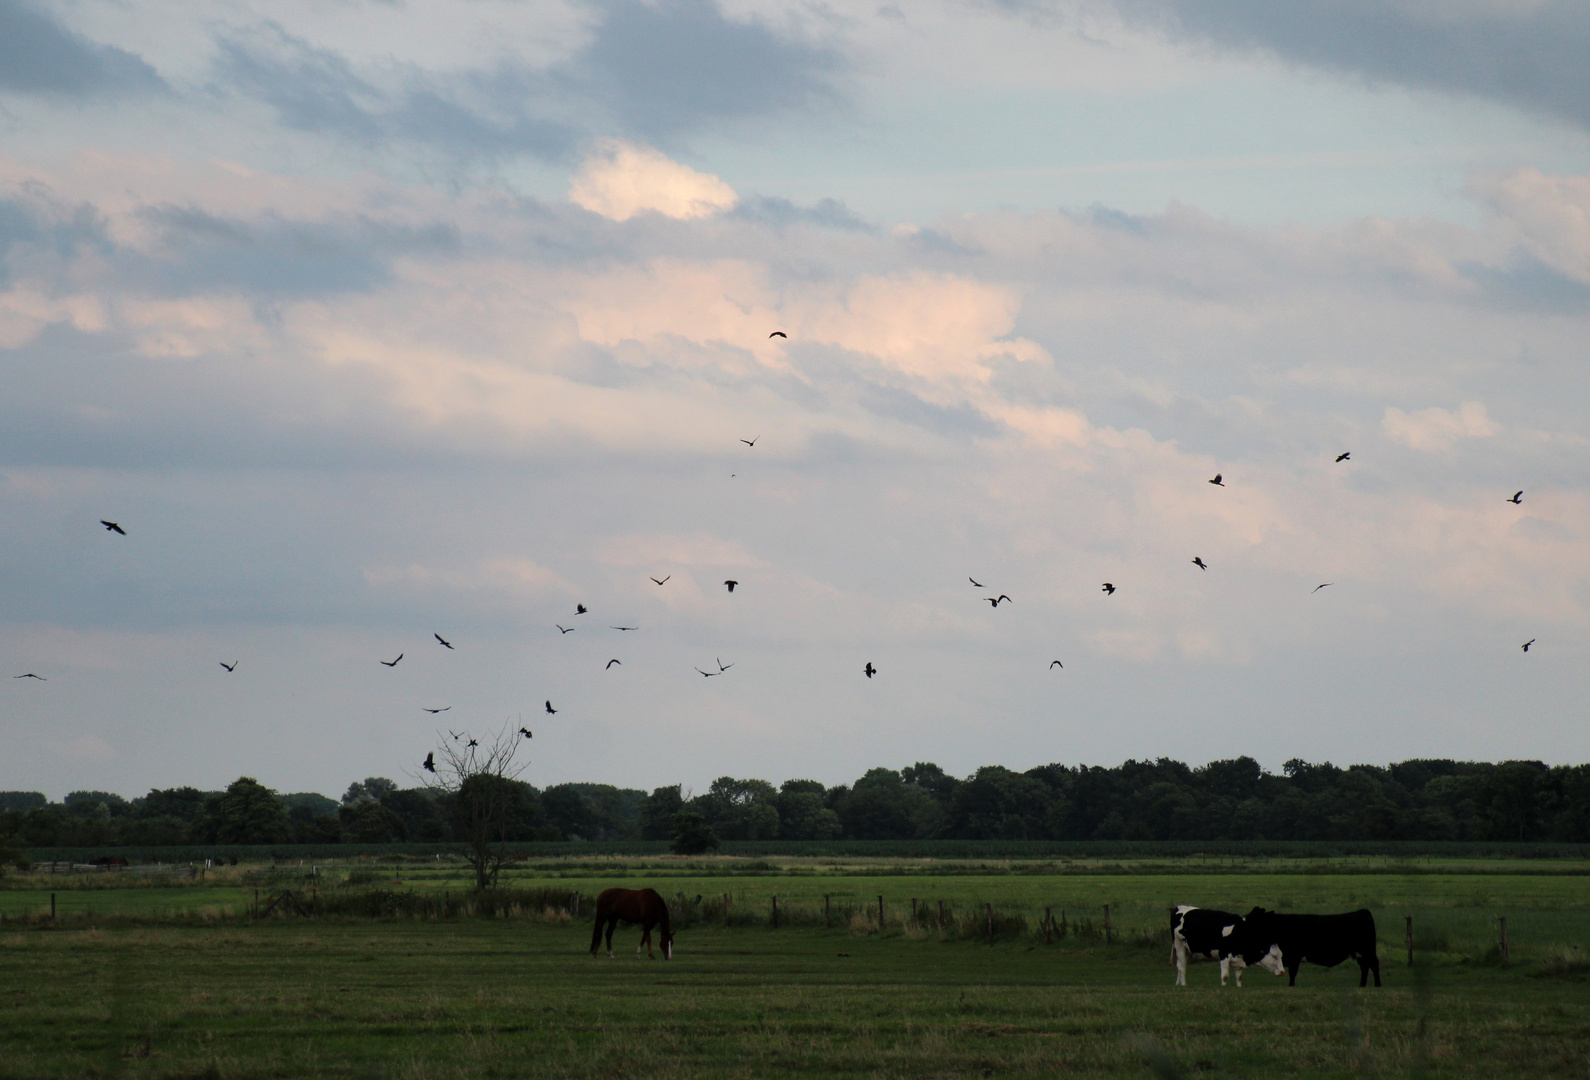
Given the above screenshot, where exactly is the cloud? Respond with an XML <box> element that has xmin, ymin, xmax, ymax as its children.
<box><xmin>0</xmin><ymin>0</ymin><xmax>164</xmax><ymax>100</ymax></box>
<box><xmin>573</xmin><ymin>0</ymin><xmax>846</xmax><ymax>142</ymax></box>
<box><xmin>1382</xmin><ymin>402</ymin><xmax>1502</xmax><ymax>452</ymax></box>
<box><xmin>568</xmin><ymin>140</ymin><xmax>738</xmax><ymax>221</ymax></box>
<box><xmin>1103</xmin><ymin>0</ymin><xmax>1590</xmax><ymax>129</ymax></box>
<box><xmin>1473</xmin><ymin>167</ymin><xmax>1590</xmax><ymax>284</ymax></box>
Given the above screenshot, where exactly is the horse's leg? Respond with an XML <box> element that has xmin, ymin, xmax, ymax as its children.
<box><xmin>640</xmin><ymin>919</ymin><xmax>652</xmax><ymax>958</ymax></box>
<box><xmin>590</xmin><ymin>910</ymin><xmax>605</xmax><ymax>957</ymax></box>
<box><xmin>605</xmin><ymin>916</ymin><xmax>617</xmax><ymax>958</ymax></box>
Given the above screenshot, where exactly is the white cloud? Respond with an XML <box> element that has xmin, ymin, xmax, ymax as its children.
<box><xmin>568</xmin><ymin>139</ymin><xmax>737</xmax><ymax>221</ymax></box>
<box><xmin>1475</xmin><ymin>167</ymin><xmax>1590</xmax><ymax>283</ymax></box>
<box><xmin>1382</xmin><ymin>402</ymin><xmax>1502</xmax><ymax>452</ymax></box>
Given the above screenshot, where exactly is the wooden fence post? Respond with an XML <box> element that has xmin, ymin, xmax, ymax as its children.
<box><xmin>1103</xmin><ymin>903</ymin><xmax>1111</xmax><ymax>945</ymax></box>
<box><xmin>50</xmin><ymin>893</ymin><xmax>55</xmax><ymax>920</ymax></box>
<box><xmin>878</xmin><ymin>895</ymin><xmax>884</xmax><ymax>929</ymax></box>
<box><xmin>772</xmin><ymin>895</ymin><xmax>779</xmax><ymax>929</ymax></box>
<box><xmin>254</xmin><ymin>889</ymin><xmax>258</xmax><ymax>919</ymax></box>
<box><xmin>824</xmin><ymin>894</ymin><xmax>831</xmax><ymax>928</ymax></box>
<box><xmin>1045</xmin><ymin>906</ymin><xmax>1053</xmax><ymax>945</ymax></box>
<box><xmin>938</xmin><ymin>900</ymin><xmax>946</xmax><ymax>930</ymax></box>
<box><xmin>1406</xmin><ymin>916</ymin><xmax>1413</xmax><ymax>966</ymax></box>
<box><xmin>911</xmin><ymin>898</ymin><xmax>917</xmax><ymax>925</ymax></box>
<box><xmin>986</xmin><ymin>903</ymin><xmax>994</xmax><ymax>945</ymax></box>
<box><xmin>1499</xmin><ymin>916</ymin><xmax>1509</xmax><ymax>968</ymax></box>
<box><xmin>724</xmin><ymin>893</ymin><xmax>731</xmax><ymax>925</ymax></box>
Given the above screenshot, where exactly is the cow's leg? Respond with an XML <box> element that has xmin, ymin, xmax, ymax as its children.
<box><xmin>1174</xmin><ymin>940</ymin><xmax>1188</xmax><ymax>986</ymax></box>
<box><xmin>1232</xmin><ymin>957</ymin><xmax>1244</xmax><ymax>987</ymax></box>
<box><xmin>1218</xmin><ymin>956</ymin><xmax>1229</xmax><ymax>986</ymax></box>
<box><xmin>1287</xmin><ymin>961</ymin><xmax>1300</xmax><ymax>987</ymax></box>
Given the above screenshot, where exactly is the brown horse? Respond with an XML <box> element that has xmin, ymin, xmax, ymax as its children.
<box><xmin>589</xmin><ymin>887</ymin><xmax>674</xmax><ymax>959</ymax></box>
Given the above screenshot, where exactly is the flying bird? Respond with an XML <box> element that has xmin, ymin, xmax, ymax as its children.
<box><xmin>1192</xmin><ymin>557</ymin><xmax>1207</xmax><ymax>571</ymax></box>
<box><xmin>13</xmin><ymin>673</ymin><xmax>45</xmax><ymax>680</ymax></box>
<box><xmin>610</xmin><ymin>625</ymin><xmax>637</xmax><ymax>631</ymax></box>
<box><xmin>1050</xmin><ymin>660</ymin><xmax>1063</xmax><ymax>669</ymax></box>
<box><xmin>434</xmin><ymin>633</ymin><xmax>454</xmax><ymax>650</ymax></box>
<box><xmin>556</xmin><ymin>624</ymin><xmax>574</xmax><ymax>634</ymax></box>
<box><xmin>606</xmin><ymin>659</ymin><xmax>621</xmax><ymax>669</ymax></box>
<box><xmin>1335</xmin><ymin>452</ymin><xmax>1351</xmax><ymax>463</ymax></box>
<box><xmin>423</xmin><ymin>706</ymin><xmax>450</xmax><ymax>714</ymax></box>
<box><xmin>576</xmin><ymin>603</ymin><xmax>588</xmax><ymax>614</ymax></box>
<box><xmin>769</xmin><ymin>331</ymin><xmax>787</xmax><ymax>339</ymax></box>
<box><xmin>1101</xmin><ymin>583</ymin><xmax>1116</xmax><ymax>595</ymax></box>
<box><xmin>651</xmin><ymin>575</ymin><xmax>670</xmax><ymax>586</ymax></box>
<box><xmin>219</xmin><ymin>661</ymin><xmax>237</xmax><ymax>672</ymax></box>
<box><xmin>864</xmin><ymin>662</ymin><xmax>876</xmax><ymax>679</ymax></box>
<box><xmin>422</xmin><ymin>752</ymin><xmax>435</xmax><ymax>773</ymax></box>
<box><xmin>986</xmin><ymin>595</ymin><xmax>1011</xmax><ymax>607</ymax></box>
<box><xmin>968</xmin><ymin>577</ymin><xmax>984</xmax><ymax>588</ymax></box>
<box><xmin>1209</xmin><ymin>474</ymin><xmax>1224</xmax><ymax>486</ymax></box>
<box><xmin>448</xmin><ymin>730</ymin><xmax>463</xmax><ymax>742</ymax></box>
<box><xmin>466</xmin><ymin>738</ymin><xmax>478</xmax><ymax>748</ymax></box>
<box><xmin>1312</xmin><ymin>583</ymin><xmax>1333</xmax><ymax>593</ymax></box>
<box><xmin>518</xmin><ymin>727</ymin><xmax>532</xmax><ymax>739</ymax></box>
<box><xmin>694</xmin><ymin>667</ymin><xmax>720</xmax><ymax>677</ymax></box>
<box><xmin>99</xmin><ymin>520</ymin><xmax>125</xmax><ymax>535</ymax></box>
<box><xmin>740</xmin><ymin>437</ymin><xmax>759</xmax><ymax>447</ymax></box>
<box><xmin>380</xmin><ymin>654</ymin><xmax>403</xmax><ymax>667</ymax></box>
<box><xmin>716</xmin><ymin>657</ymin><xmax>733</xmax><ymax>672</ymax></box>
<box><xmin>545</xmin><ymin>700</ymin><xmax>557</xmax><ymax>714</ymax></box>
<box><xmin>1507</xmin><ymin>491</ymin><xmax>1523</xmax><ymax>505</ymax></box>
<box><xmin>724</xmin><ymin>580</ymin><xmax>738</xmax><ymax>593</ymax></box>
<box><xmin>1522</xmin><ymin>639</ymin><xmax>1535</xmax><ymax>652</ymax></box>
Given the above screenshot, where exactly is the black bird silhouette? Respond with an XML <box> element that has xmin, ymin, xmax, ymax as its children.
<box><xmin>545</xmin><ymin>700</ymin><xmax>557</xmax><ymax>714</ymax></box>
<box><xmin>606</xmin><ymin>659</ymin><xmax>621</xmax><ymax>669</ymax></box>
<box><xmin>423</xmin><ymin>706</ymin><xmax>450</xmax><ymax>713</ymax></box>
<box><xmin>986</xmin><ymin>595</ymin><xmax>1011</xmax><ymax>606</ymax></box>
<box><xmin>99</xmin><ymin>520</ymin><xmax>125</xmax><ymax>535</ymax></box>
<box><xmin>724</xmin><ymin>580</ymin><xmax>738</xmax><ymax>593</ymax></box>
<box><xmin>740</xmin><ymin>436</ymin><xmax>759</xmax><ymax>447</ymax></box>
<box><xmin>466</xmin><ymin>738</ymin><xmax>478</xmax><ymax>748</ymax></box>
<box><xmin>1312</xmin><ymin>583</ymin><xmax>1333</xmax><ymax>593</ymax></box>
<box><xmin>13</xmin><ymin>673</ymin><xmax>45</xmax><ymax>680</ymax></box>
<box><xmin>449</xmin><ymin>729</ymin><xmax>462</xmax><ymax>742</ymax></box>
<box><xmin>435</xmin><ymin>633</ymin><xmax>453</xmax><ymax>649</ymax></box>
<box><xmin>219</xmin><ymin>661</ymin><xmax>237</xmax><ymax>672</ymax></box>
<box><xmin>1209</xmin><ymin>474</ymin><xmax>1224</xmax><ymax>486</ymax></box>
<box><xmin>1101</xmin><ymin>583</ymin><xmax>1116</xmax><ymax>595</ymax></box>
<box><xmin>968</xmin><ymin>577</ymin><xmax>984</xmax><ymax>587</ymax></box>
<box><xmin>1507</xmin><ymin>491</ymin><xmax>1523</xmax><ymax>504</ymax></box>
<box><xmin>611</xmin><ymin>625</ymin><xmax>637</xmax><ymax>631</ymax></box>
<box><xmin>556</xmin><ymin>624</ymin><xmax>574</xmax><ymax>634</ymax></box>
<box><xmin>694</xmin><ymin>667</ymin><xmax>720</xmax><ymax>677</ymax></box>
<box><xmin>651</xmin><ymin>575</ymin><xmax>670</xmax><ymax>585</ymax></box>
<box><xmin>717</xmin><ymin>657</ymin><xmax>733</xmax><ymax>672</ymax></box>
<box><xmin>576</xmin><ymin>603</ymin><xmax>588</xmax><ymax>614</ymax></box>
<box><xmin>518</xmin><ymin>727</ymin><xmax>532</xmax><ymax>739</ymax></box>
<box><xmin>380</xmin><ymin>654</ymin><xmax>403</xmax><ymax>667</ymax></box>
<box><xmin>1522</xmin><ymin>639</ymin><xmax>1535</xmax><ymax>652</ymax></box>
<box><xmin>1335</xmin><ymin>452</ymin><xmax>1351</xmax><ymax>463</ymax></box>
<box><xmin>422</xmin><ymin>752</ymin><xmax>435</xmax><ymax>773</ymax></box>
<box><xmin>1192</xmin><ymin>557</ymin><xmax>1207</xmax><ymax>571</ymax></box>
<box><xmin>1050</xmin><ymin>660</ymin><xmax>1063</xmax><ymax>668</ymax></box>
<box><xmin>769</xmin><ymin>331</ymin><xmax>787</xmax><ymax>339</ymax></box>
<box><xmin>864</xmin><ymin>662</ymin><xmax>876</xmax><ymax>679</ymax></box>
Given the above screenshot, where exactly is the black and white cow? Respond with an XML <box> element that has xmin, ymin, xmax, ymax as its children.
<box><xmin>1235</xmin><ymin>907</ymin><xmax>1382</xmax><ymax>987</ymax></box>
<box><xmin>1171</xmin><ymin>906</ymin><xmax>1274</xmax><ymax>986</ymax></box>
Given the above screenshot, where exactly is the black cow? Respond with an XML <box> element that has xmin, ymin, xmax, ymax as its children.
<box><xmin>1172</xmin><ymin>906</ymin><xmax>1264</xmax><ymax>986</ymax></box>
<box><xmin>1236</xmin><ymin>907</ymin><xmax>1381</xmax><ymax>987</ymax></box>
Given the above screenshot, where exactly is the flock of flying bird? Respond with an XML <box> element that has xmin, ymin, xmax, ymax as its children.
<box><xmin>12</xmin><ymin>331</ymin><xmax>1544</xmax><ymax>768</ymax></box>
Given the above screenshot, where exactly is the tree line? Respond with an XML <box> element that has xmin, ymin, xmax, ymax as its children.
<box><xmin>3</xmin><ymin>756</ymin><xmax>1587</xmax><ymax>850</ymax></box>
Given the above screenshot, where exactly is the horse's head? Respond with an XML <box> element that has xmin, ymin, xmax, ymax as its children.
<box><xmin>663</xmin><ymin>930</ymin><xmax>675</xmax><ymax>959</ymax></box>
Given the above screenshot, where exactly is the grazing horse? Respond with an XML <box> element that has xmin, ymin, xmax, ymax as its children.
<box><xmin>590</xmin><ymin>888</ymin><xmax>674</xmax><ymax>959</ymax></box>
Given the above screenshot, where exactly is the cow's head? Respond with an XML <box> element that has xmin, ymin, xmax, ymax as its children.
<box><xmin>1254</xmin><ymin>943</ymin><xmax>1285</xmax><ymax>975</ymax></box>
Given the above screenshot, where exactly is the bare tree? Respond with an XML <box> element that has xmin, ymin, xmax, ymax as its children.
<box><xmin>419</xmin><ymin>725</ymin><xmax>529</xmax><ymax>891</ymax></box>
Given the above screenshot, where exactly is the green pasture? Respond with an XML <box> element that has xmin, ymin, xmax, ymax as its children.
<box><xmin>2</xmin><ymin>919</ymin><xmax>1587</xmax><ymax>1079</ymax></box>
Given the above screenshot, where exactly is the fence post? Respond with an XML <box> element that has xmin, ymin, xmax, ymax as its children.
<box><xmin>772</xmin><ymin>895</ymin><xmax>779</xmax><ymax>929</ymax></box>
<box><xmin>911</xmin><ymin>898</ymin><xmax>917</xmax><ymax>925</ymax></box>
<box><xmin>50</xmin><ymin>893</ymin><xmax>55</xmax><ymax>920</ymax></box>
<box><xmin>878</xmin><ymin>895</ymin><xmax>884</xmax><ymax>930</ymax></box>
<box><xmin>1045</xmin><ymin>906</ymin><xmax>1053</xmax><ymax>945</ymax></box>
<box><xmin>1103</xmin><ymin>903</ymin><xmax>1111</xmax><ymax>945</ymax></box>
<box><xmin>1060</xmin><ymin>909</ymin><xmax>1067</xmax><ymax>938</ymax></box>
<box><xmin>986</xmin><ymin>903</ymin><xmax>994</xmax><ymax>945</ymax></box>
<box><xmin>938</xmin><ymin>900</ymin><xmax>946</xmax><ymax>930</ymax></box>
<box><xmin>254</xmin><ymin>888</ymin><xmax>258</xmax><ymax>919</ymax></box>
<box><xmin>1499</xmin><ymin>916</ymin><xmax>1509</xmax><ymax>968</ymax></box>
<box><xmin>1406</xmin><ymin>916</ymin><xmax>1413</xmax><ymax>966</ymax></box>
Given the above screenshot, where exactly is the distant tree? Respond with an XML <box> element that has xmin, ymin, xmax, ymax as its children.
<box><xmin>902</xmin><ymin>763</ymin><xmax>959</xmax><ymax>805</ymax></box>
<box><xmin>0</xmin><ymin>792</ymin><xmax>47</xmax><ymax>812</ymax></box>
<box><xmin>699</xmin><ymin>777</ymin><xmax>780</xmax><ymax>840</ymax></box>
<box><xmin>280</xmin><ymin>792</ymin><xmax>340</xmax><ymax>818</ymax></box>
<box><xmin>132</xmin><ymin>787</ymin><xmax>212</xmax><ymax>823</ymax></box>
<box><xmin>777</xmin><ymin>791</ymin><xmax>842</xmax><ymax>840</ymax></box>
<box><xmin>639</xmin><ymin>785</ymin><xmax>683</xmax><ymax>840</ymax></box>
<box><xmin>670</xmin><ymin>808</ymin><xmax>720</xmax><ymax>854</ymax></box>
<box><xmin>421</xmin><ymin>725</ymin><xmax>529</xmax><ymax>890</ymax></box>
<box><xmin>380</xmin><ymin>789</ymin><xmax>447</xmax><ymax>842</ymax></box>
<box><xmin>206</xmin><ymin>777</ymin><xmax>293</xmax><ymax>845</ymax></box>
<box><xmin>339</xmin><ymin>800</ymin><xmax>406</xmax><ymax>843</ymax></box>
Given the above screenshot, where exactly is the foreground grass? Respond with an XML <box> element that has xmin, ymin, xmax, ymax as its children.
<box><xmin>2</xmin><ymin>920</ymin><xmax>1587</xmax><ymax>1080</ymax></box>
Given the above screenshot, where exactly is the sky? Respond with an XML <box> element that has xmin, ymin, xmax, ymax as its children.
<box><xmin>2</xmin><ymin>0</ymin><xmax>1588</xmax><ymax>802</ymax></box>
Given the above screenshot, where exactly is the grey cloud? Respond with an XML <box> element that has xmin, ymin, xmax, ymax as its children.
<box><xmin>1108</xmin><ymin>0</ymin><xmax>1590</xmax><ymax>129</ymax></box>
<box><xmin>215</xmin><ymin>26</ymin><xmax>576</xmax><ymax>164</ymax></box>
<box><xmin>0</xmin><ymin>0</ymin><xmax>164</xmax><ymax>99</ymax></box>
<box><xmin>729</xmin><ymin>196</ymin><xmax>874</xmax><ymax>231</ymax></box>
<box><xmin>571</xmin><ymin>0</ymin><xmax>846</xmax><ymax>143</ymax></box>
<box><xmin>0</xmin><ymin>192</ymin><xmax>113</xmax><ymax>286</ymax></box>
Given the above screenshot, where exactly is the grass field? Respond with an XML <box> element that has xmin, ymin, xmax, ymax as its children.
<box><xmin>2</xmin><ymin>857</ymin><xmax>1588</xmax><ymax>1079</ymax></box>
